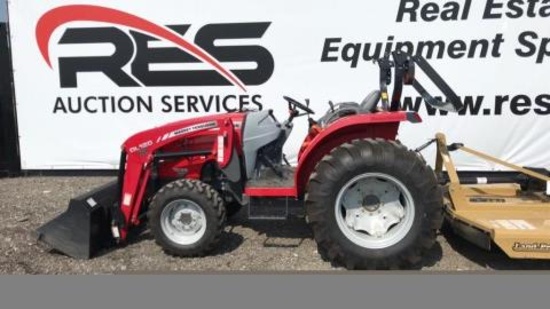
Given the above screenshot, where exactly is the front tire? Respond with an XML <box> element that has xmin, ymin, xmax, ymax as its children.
<box><xmin>305</xmin><ymin>139</ymin><xmax>443</xmax><ymax>269</ymax></box>
<box><xmin>148</xmin><ymin>179</ymin><xmax>226</xmax><ymax>257</ymax></box>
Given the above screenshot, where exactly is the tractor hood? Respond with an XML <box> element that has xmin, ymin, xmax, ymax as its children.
<box><xmin>121</xmin><ymin>112</ymin><xmax>246</xmax><ymax>153</ymax></box>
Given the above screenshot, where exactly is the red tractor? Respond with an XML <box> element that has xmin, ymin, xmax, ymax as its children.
<box><xmin>36</xmin><ymin>52</ymin><xmax>463</xmax><ymax>269</ymax></box>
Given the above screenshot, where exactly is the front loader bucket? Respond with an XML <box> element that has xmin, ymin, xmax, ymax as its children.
<box><xmin>35</xmin><ymin>180</ymin><xmax>119</xmax><ymax>259</ymax></box>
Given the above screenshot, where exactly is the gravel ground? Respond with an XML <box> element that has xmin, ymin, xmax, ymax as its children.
<box><xmin>2</xmin><ymin>176</ymin><xmax>550</xmax><ymax>274</ymax></box>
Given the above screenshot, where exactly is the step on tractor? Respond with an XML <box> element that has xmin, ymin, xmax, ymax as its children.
<box><xmin>36</xmin><ymin>51</ymin><xmax>550</xmax><ymax>269</ymax></box>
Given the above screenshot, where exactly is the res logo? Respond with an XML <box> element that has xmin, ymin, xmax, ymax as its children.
<box><xmin>36</xmin><ymin>5</ymin><xmax>275</xmax><ymax>91</ymax></box>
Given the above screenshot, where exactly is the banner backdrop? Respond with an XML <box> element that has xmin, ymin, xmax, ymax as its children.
<box><xmin>8</xmin><ymin>0</ymin><xmax>550</xmax><ymax>170</ymax></box>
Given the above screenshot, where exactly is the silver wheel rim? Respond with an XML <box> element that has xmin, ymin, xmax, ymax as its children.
<box><xmin>160</xmin><ymin>199</ymin><xmax>207</xmax><ymax>245</ymax></box>
<box><xmin>335</xmin><ymin>173</ymin><xmax>415</xmax><ymax>249</ymax></box>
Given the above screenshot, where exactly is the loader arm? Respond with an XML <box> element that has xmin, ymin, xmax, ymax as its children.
<box><xmin>35</xmin><ymin>115</ymin><xmax>242</xmax><ymax>259</ymax></box>
<box><xmin>115</xmin><ymin>117</ymin><xmax>238</xmax><ymax>240</ymax></box>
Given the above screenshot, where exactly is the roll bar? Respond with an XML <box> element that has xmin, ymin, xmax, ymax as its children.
<box><xmin>377</xmin><ymin>51</ymin><xmax>464</xmax><ymax>113</ymax></box>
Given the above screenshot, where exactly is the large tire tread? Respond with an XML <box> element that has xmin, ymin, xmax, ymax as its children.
<box><xmin>305</xmin><ymin>139</ymin><xmax>443</xmax><ymax>270</ymax></box>
<box><xmin>148</xmin><ymin>179</ymin><xmax>226</xmax><ymax>257</ymax></box>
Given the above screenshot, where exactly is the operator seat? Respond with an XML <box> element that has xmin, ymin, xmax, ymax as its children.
<box><xmin>317</xmin><ymin>90</ymin><xmax>381</xmax><ymax>127</ymax></box>
<box><xmin>360</xmin><ymin>90</ymin><xmax>381</xmax><ymax>112</ymax></box>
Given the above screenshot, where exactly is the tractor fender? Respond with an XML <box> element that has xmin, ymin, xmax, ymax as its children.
<box><xmin>294</xmin><ymin>111</ymin><xmax>421</xmax><ymax>198</ymax></box>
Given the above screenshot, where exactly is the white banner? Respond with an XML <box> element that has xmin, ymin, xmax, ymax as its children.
<box><xmin>8</xmin><ymin>0</ymin><xmax>550</xmax><ymax>170</ymax></box>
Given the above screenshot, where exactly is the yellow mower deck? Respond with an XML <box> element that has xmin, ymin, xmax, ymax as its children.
<box><xmin>436</xmin><ymin>133</ymin><xmax>550</xmax><ymax>259</ymax></box>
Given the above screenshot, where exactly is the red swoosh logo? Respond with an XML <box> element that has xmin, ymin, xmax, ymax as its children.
<box><xmin>36</xmin><ymin>5</ymin><xmax>246</xmax><ymax>91</ymax></box>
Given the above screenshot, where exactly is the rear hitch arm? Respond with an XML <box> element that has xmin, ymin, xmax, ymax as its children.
<box><xmin>376</xmin><ymin>51</ymin><xmax>464</xmax><ymax>113</ymax></box>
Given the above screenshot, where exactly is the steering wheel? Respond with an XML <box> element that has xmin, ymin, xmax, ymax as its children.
<box><xmin>283</xmin><ymin>96</ymin><xmax>315</xmax><ymax>115</ymax></box>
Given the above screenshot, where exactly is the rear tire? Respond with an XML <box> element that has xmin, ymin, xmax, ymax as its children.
<box><xmin>305</xmin><ymin>139</ymin><xmax>443</xmax><ymax>269</ymax></box>
<box><xmin>148</xmin><ymin>179</ymin><xmax>226</xmax><ymax>257</ymax></box>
